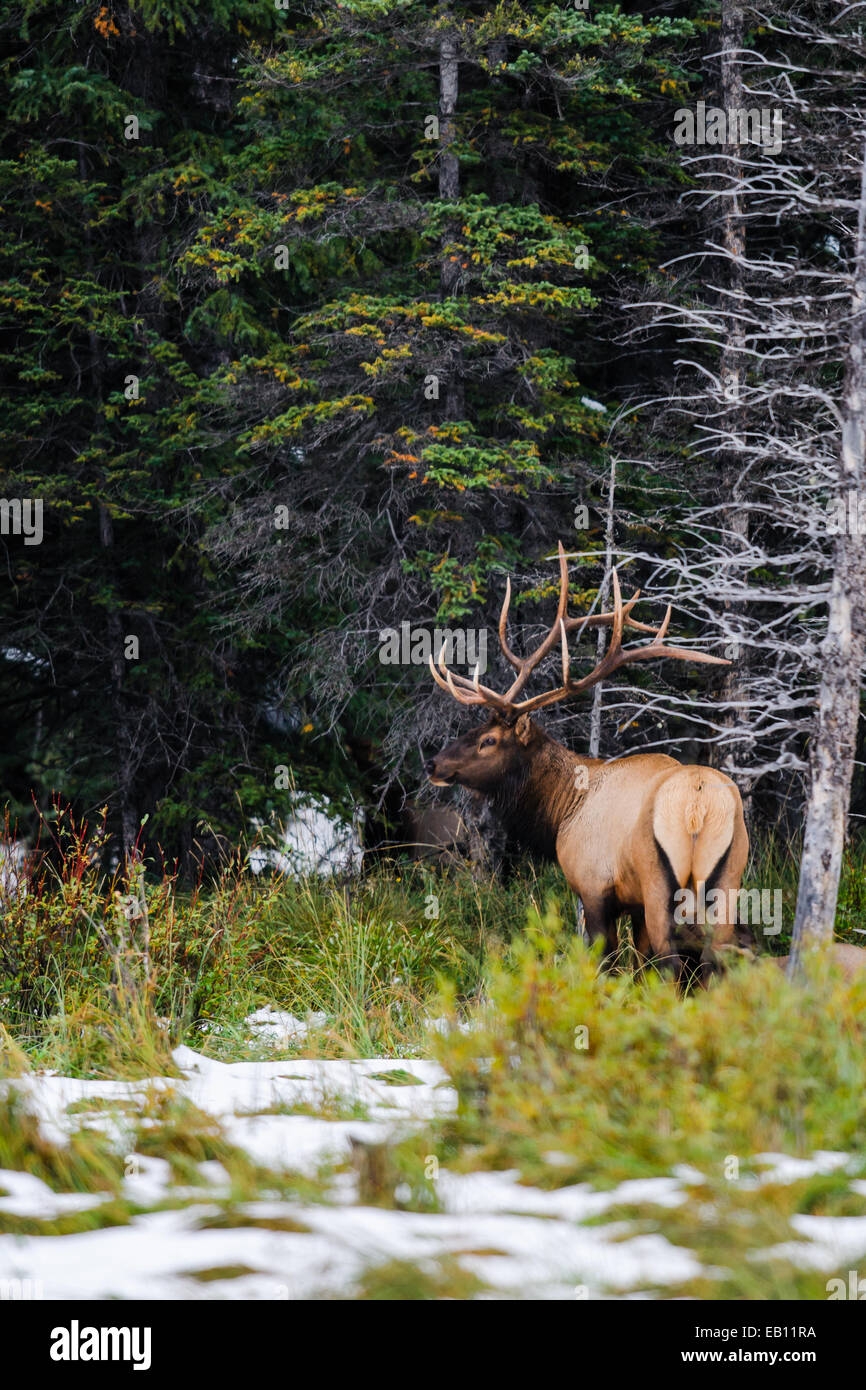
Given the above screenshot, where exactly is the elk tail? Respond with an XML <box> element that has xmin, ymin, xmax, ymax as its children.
<box><xmin>652</xmin><ymin>768</ymin><xmax>737</xmax><ymax>902</ymax></box>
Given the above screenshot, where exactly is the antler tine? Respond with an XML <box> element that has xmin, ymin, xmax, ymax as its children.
<box><xmin>428</xmin><ymin>653</ymin><xmax>479</xmax><ymax>704</ymax></box>
<box><xmin>428</xmin><ymin>652</ymin><xmax>513</xmax><ymax>712</ymax></box>
<box><xmin>640</xmin><ymin>644</ymin><xmax>729</xmax><ymax>667</ymax></box>
<box><xmin>559</xmin><ymin>618</ymin><xmax>570</xmax><ymax>687</ymax></box>
<box><xmin>575</xmin><ymin>592</ymin><xmax>677</xmax><ymax>642</ymax></box>
<box><xmin>571</xmin><ymin>589</ymin><xmax>642</xmax><ymax>632</ymax></box>
<box><xmin>610</xmin><ymin>567</ymin><xmax>625</xmax><ymax>655</ymax></box>
<box><xmin>556</xmin><ymin>540</ymin><xmax>569</xmax><ymax>621</ymax></box>
<box><xmin>651</xmin><ymin>604</ymin><xmax>673</xmax><ymax>645</ymax></box>
<box><xmin>497</xmin><ymin>577</ymin><xmax>522</xmax><ymax>673</ymax></box>
<box><xmin>444</xmin><ymin>664</ymin><xmax>481</xmax><ymax>705</ymax></box>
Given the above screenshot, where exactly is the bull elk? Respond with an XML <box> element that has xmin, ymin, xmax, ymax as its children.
<box><xmin>424</xmin><ymin>544</ymin><xmax>749</xmax><ymax>983</ymax></box>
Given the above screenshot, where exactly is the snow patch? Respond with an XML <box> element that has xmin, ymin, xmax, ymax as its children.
<box><xmin>248</xmin><ymin>796</ymin><xmax>362</xmax><ymax>878</ymax></box>
<box><xmin>244</xmin><ymin>1008</ymin><xmax>328</xmax><ymax>1046</ymax></box>
<box><xmin>3</xmin><ymin>1055</ymin><xmax>865</xmax><ymax>1299</ymax></box>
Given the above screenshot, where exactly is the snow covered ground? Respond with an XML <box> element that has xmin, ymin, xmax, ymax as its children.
<box><xmin>2</xmin><ymin>1030</ymin><xmax>866</xmax><ymax>1300</ymax></box>
<box><xmin>248</xmin><ymin>796</ymin><xmax>363</xmax><ymax>878</ymax></box>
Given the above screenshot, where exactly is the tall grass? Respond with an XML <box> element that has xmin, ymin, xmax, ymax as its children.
<box><xmin>2</xmin><ymin>803</ymin><xmax>865</xmax><ymax>1075</ymax></box>
<box><xmin>426</xmin><ymin>897</ymin><xmax>866</xmax><ymax>1187</ymax></box>
<box><xmin>746</xmin><ymin>829</ymin><xmax>866</xmax><ymax>951</ymax></box>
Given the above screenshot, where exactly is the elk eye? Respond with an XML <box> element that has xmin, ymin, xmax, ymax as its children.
<box><xmin>479</xmin><ymin>736</ymin><xmax>496</xmax><ymax>749</ymax></box>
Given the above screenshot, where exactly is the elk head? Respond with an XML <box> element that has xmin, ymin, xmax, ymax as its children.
<box><xmin>425</xmin><ymin>542</ymin><xmax>727</xmax><ymax>789</ymax></box>
<box><xmin>425</xmin><ymin>711</ymin><xmax>543</xmax><ymax>793</ymax></box>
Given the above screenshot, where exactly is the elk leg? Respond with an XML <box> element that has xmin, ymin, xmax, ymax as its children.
<box><xmin>633</xmin><ymin>906</ymin><xmax>695</xmax><ymax>987</ymax></box>
<box><xmin>698</xmin><ymin>816</ymin><xmax>751</xmax><ymax>977</ymax></box>
<box><xmin>582</xmin><ymin>897</ymin><xmax>619</xmax><ymax>968</ymax></box>
<box><xmin>630</xmin><ymin>908</ymin><xmax>650</xmax><ymax>970</ymax></box>
<box><xmin>699</xmin><ymin>875</ymin><xmax>743</xmax><ymax>978</ymax></box>
<box><xmin>642</xmin><ymin>893</ymin><xmax>684</xmax><ymax>985</ymax></box>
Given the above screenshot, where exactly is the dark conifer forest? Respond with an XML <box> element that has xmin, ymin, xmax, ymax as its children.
<box><xmin>1</xmin><ymin>1</ymin><xmax>860</xmax><ymax>887</ymax></box>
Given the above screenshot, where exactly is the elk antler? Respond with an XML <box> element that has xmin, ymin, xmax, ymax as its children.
<box><xmin>428</xmin><ymin>541</ymin><xmax>728</xmax><ymax>718</ymax></box>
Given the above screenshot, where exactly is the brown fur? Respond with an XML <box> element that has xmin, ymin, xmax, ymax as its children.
<box><xmin>772</xmin><ymin>942</ymin><xmax>866</xmax><ymax>981</ymax></box>
<box><xmin>426</xmin><ymin>713</ymin><xmax>749</xmax><ymax>983</ymax></box>
<box><xmin>402</xmin><ymin>804</ymin><xmax>469</xmax><ymax>863</ymax></box>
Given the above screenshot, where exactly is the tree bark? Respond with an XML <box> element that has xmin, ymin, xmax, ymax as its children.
<box><xmin>789</xmin><ymin>136</ymin><xmax>866</xmax><ymax>969</ymax></box>
<box><xmin>716</xmin><ymin>0</ymin><xmax>754</xmax><ymax>824</ymax></box>
<box><xmin>438</xmin><ymin>18</ymin><xmax>459</xmax><ymax>208</ymax></box>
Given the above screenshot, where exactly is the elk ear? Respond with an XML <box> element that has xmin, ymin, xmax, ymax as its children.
<box><xmin>514</xmin><ymin>713</ymin><xmax>534</xmax><ymax>745</ymax></box>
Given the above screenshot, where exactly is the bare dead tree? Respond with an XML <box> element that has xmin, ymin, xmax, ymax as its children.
<box><xmin>791</xmin><ymin>130</ymin><xmax>866</xmax><ymax>964</ymax></box>
<box><xmin>615</xmin><ymin>0</ymin><xmax>866</xmax><ymax>863</ymax></box>
<box><xmin>716</xmin><ymin>0</ymin><xmax>754</xmax><ymax>824</ymax></box>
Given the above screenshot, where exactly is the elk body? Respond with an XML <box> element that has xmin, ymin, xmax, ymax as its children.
<box><xmin>425</xmin><ymin>544</ymin><xmax>749</xmax><ymax>983</ymax></box>
<box><xmin>773</xmin><ymin>943</ymin><xmax>866</xmax><ymax>982</ymax></box>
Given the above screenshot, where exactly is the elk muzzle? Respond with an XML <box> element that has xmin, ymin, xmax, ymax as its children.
<box><xmin>424</xmin><ymin>754</ymin><xmax>459</xmax><ymax>787</ymax></box>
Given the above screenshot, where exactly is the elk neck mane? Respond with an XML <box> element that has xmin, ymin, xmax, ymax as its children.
<box><xmin>489</xmin><ymin>732</ymin><xmax>585</xmax><ymax>860</ymax></box>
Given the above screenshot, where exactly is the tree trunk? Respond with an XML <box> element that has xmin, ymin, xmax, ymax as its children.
<box><xmin>716</xmin><ymin>0</ymin><xmax>754</xmax><ymax>824</ymax></box>
<box><xmin>789</xmin><ymin>137</ymin><xmax>866</xmax><ymax>969</ymax></box>
<box><xmin>438</xmin><ymin>15</ymin><xmax>459</xmax><ymax>208</ymax></box>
